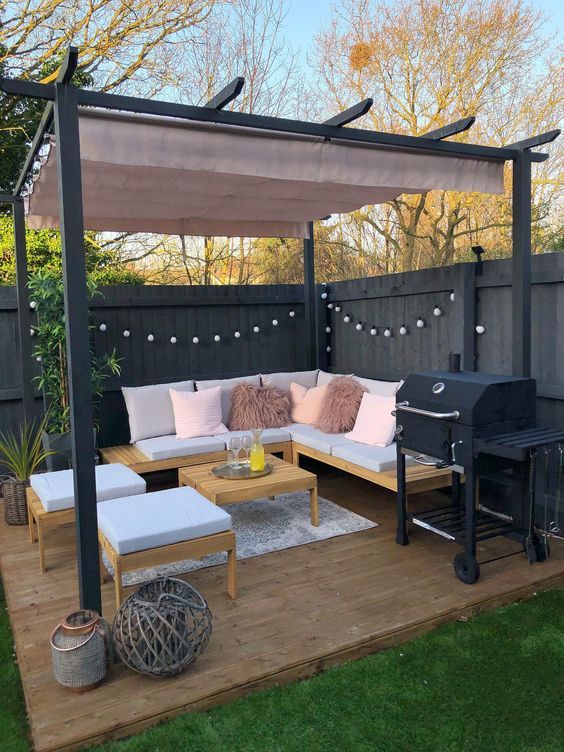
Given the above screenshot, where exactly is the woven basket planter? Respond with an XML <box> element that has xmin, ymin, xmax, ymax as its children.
<box><xmin>113</xmin><ymin>577</ymin><xmax>212</xmax><ymax>678</ymax></box>
<box><xmin>2</xmin><ymin>478</ymin><xmax>29</xmax><ymax>525</ymax></box>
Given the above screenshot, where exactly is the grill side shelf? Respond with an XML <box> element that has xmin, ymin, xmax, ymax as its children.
<box><xmin>476</xmin><ymin>428</ymin><xmax>564</xmax><ymax>461</ymax></box>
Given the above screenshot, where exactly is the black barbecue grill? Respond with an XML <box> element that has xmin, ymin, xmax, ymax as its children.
<box><xmin>394</xmin><ymin>362</ymin><xmax>564</xmax><ymax>584</ymax></box>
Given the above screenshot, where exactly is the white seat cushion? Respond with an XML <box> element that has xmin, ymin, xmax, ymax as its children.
<box><xmin>196</xmin><ymin>374</ymin><xmax>261</xmax><ymax>424</ymax></box>
<box><xmin>30</xmin><ymin>463</ymin><xmax>146</xmax><ymax>513</ymax></box>
<box><xmin>216</xmin><ymin>428</ymin><xmax>291</xmax><ymax>446</ymax></box>
<box><xmin>98</xmin><ymin>487</ymin><xmax>232</xmax><ymax>555</ymax></box>
<box><xmin>260</xmin><ymin>370</ymin><xmax>318</xmax><ymax>391</ymax></box>
<box><xmin>288</xmin><ymin>423</ymin><xmax>349</xmax><ymax>454</ymax></box>
<box><xmin>134</xmin><ymin>435</ymin><xmax>225</xmax><ymax>461</ymax></box>
<box><xmin>332</xmin><ymin>441</ymin><xmax>414</xmax><ymax>473</ymax></box>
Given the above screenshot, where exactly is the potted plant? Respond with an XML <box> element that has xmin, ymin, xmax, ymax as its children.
<box><xmin>0</xmin><ymin>418</ymin><xmax>54</xmax><ymax>525</ymax></box>
<box><xmin>28</xmin><ymin>269</ymin><xmax>122</xmax><ymax>470</ymax></box>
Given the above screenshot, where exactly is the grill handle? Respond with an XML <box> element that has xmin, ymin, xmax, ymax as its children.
<box><xmin>394</xmin><ymin>401</ymin><xmax>460</xmax><ymax>421</ymax></box>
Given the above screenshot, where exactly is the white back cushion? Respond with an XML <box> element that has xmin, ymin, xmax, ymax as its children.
<box><xmin>122</xmin><ymin>380</ymin><xmax>194</xmax><ymax>442</ymax></box>
<box><xmin>317</xmin><ymin>370</ymin><xmax>353</xmax><ymax>387</ymax></box>
<box><xmin>261</xmin><ymin>370</ymin><xmax>318</xmax><ymax>391</ymax></box>
<box><xmin>355</xmin><ymin>376</ymin><xmax>403</xmax><ymax>396</ymax></box>
<box><xmin>196</xmin><ymin>374</ymin><xmax>260</xmax><ymax>424</ymax></box>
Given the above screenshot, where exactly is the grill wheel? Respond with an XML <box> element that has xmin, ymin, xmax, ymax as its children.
<box><xmin>453</xmin><ymin>553</ymin><xmax>480</xmax><ymax>584</ymax></box>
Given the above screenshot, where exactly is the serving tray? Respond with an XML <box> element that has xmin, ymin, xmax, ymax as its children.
<box><xmin>212</xmin><ymin>462</ymin><xmax>273</xmax><ymax>480</ymax></box>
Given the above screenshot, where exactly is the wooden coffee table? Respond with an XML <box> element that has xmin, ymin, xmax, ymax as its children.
<box><xmin>178</xmin><ymin>454</ymin><xmax>319</xmax><ymax>526</ymax></box>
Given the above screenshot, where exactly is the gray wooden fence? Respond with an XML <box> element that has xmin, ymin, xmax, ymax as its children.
<box><xmin>0</xmin><ymin>251</ymin><xmax>562</xmax><ymax>448</ymax></box>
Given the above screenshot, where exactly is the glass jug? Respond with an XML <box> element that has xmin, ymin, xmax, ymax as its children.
<box><xmin>249</xmin><ymin>429</ymin><xmax>265</xmax><ymax>472</ymax></box>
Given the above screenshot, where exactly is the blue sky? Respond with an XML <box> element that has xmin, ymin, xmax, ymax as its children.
<box><xmin>282</xmin><ymin>0</ymin><xmax>563</xmax><ymax>60</ymax></box>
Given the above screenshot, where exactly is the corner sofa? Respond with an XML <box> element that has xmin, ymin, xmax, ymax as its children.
<box><xmin>101</xmin><ymin>370</ymin><xmax>452</xmax><ymax>496</ymax></box>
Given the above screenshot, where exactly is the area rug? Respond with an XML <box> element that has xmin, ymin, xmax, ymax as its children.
<box><xmin>108</xmin><ymin>491</ymin><xmax>377</xmax><ymax>587</ymax></box>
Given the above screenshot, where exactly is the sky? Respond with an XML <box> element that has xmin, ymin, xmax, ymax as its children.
<box><xmin>282</xmin><ymin>0</ymin><xmax>563</xmax><ymax>62</ymax></box>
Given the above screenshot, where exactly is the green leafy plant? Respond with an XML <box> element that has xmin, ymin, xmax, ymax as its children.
<box><xmin>0</xmin><ymin>417</ymin><xmax>55</xmax><ymax>480</ymax></box>
<box><xmin>28</xmin><ymin>269</ymin><xmax>122</xmax><ymax>435</ymax></box>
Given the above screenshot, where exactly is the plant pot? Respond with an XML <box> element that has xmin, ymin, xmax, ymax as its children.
<box><xmin>42</xmin><ymin>430</ymin><xmax>99</xmax><ymax>472</ymax></box>
<box><xmin>3</xmin><ymin>478</ymin><xmax>29</xmax><ymax>525</ymax></box>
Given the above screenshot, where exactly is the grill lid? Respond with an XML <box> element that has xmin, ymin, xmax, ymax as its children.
<box><xmin>396</xmin><ymin>370</ymin><xmax>536</xmax><ymax>426</ymax></box>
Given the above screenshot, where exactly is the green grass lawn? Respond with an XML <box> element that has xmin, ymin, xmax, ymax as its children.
<box><xmin>1</xmin><ymin>584</ymin><xmax>563</xmax><ymax>752</ymax></box>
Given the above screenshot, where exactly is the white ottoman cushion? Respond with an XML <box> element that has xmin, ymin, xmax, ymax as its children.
<box><xmin>134</xmin><ymin>434</ymin><xmax>225</xmax><ymax>461</ymax></box>
<box><xmin>30</xmin><ymin>463</ymin><xmax>146</xmax><ymax>513</ymax></box>
<box><xmin>97</xmin><ymin>487</ymin><xmax>232</xmax><ymax>555</ymax></box>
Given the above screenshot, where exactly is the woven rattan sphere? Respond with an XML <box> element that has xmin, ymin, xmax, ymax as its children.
<box><xmin>112</xmin><ymin>577</ymin><xmax>212</xmax><ymax>678</ymax></box>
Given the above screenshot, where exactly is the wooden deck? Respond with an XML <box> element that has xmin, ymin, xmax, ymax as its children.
<box><xmin>1</xmin><ymin>460</ymin><xmax>563</xmax><ymax>752</ymax></box>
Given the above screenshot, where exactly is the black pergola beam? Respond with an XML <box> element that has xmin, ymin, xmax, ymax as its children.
<box><xmin>422</xmin><ymin>117</ymin><xmax>476</xmax><ymax>141</ymax></box>
<box><xmin>12</xmin><ymin>200</ymin><xmax>34</xmax><ymax>424</ymax></box>
<box><xmin>505</xmin><ymin>129</ymin><xmax>560</xmax><ymax>150</ymax></box>
<box><xmin>511</xmin><ymin>149</ymin><xmax>533</xmax><ymax>377</ymax></box>
<box><xmin>204</xmin><ymin>77</ymin><xmax>245</xmax><ymax>110</ymax></box>
<box><xmin>324</xmin><ymin>98</ymin><xmax>373</xmax><ymax>127</ymax></box>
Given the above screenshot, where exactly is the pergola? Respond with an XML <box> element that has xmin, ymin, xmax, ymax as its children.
<box><xmin>1</xmin><ymin>47</ymin><xmax>559</xmax><ymax>613</ymax></box>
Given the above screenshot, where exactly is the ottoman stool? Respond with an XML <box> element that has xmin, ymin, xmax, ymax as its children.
<box><xmin>27</xmin><ymin>463</ymin><xmax>146</xmax><ymax>573</ymax></box>
<box><xmin>97</xmin><ymin>486</ymin><xmax>236</xmax><ymax>607</ymax></box>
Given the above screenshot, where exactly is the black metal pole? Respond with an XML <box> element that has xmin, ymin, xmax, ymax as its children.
<box><xmin>395</xmin><ymin>443</ymin><xmax>408</xmax><ymax>545</ymax></box>
<box><xmin>53</xmin><ymin>81</ymin><xmax>101</xmax><ymax>613</ymax></box>
<box><xmin>12</xmin><ymin>200</ymin><xmax>34</xmax><ymax>424</ymax></box>
<box><xmin>303</xmin><ymin>221</ymin><xmax>317</xmax><ymax>370</ymax></box>
<box><xmin>512</xmin><ymin>149</ymin><xmax>533</xmax><ymax>377</ymax></box>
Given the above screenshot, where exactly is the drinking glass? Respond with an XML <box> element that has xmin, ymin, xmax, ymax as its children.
<box><xmin>241</xmin><ymin>435</ymin><xmax>252</xmax><ymax>466</ymax></box>
<box><xmin>227</xmin><ymin>437</ymin><xmax>242</xmax><ymax>467</ymax></box>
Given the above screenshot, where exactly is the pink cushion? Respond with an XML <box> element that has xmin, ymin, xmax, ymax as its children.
<box><xmin>229</xmin><ymin>383</ymin><xmax>292</xmax><ymax>430</ymax></box>
<box><xmin>290</xmin><ymin>382</ymin><xmax>329</xmax><ymax>425</ymax></box>
<box><xmin>315</xmin><ymin>376</ymin><xmax>367</xmax><ymax>433</ymax></box>
<box><xmin>345</xmin><ymin>393</ymin><xmax>396</xmax><ymax>447</ymax></box>
<box><xmin>170</xmin><ymin>386</ymin><xmax>228</xmax><ymax>439</ymax></box>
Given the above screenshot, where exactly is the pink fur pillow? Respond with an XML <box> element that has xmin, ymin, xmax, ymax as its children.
<box><xmin>315</xmin><ymin>376</ymin><xmax>367</xmax><ymax>434</ymax></box>
<box><xmin>229</xmin><ymin>383</ymin><xmax>292</xmax><ymax>430</ymax></box>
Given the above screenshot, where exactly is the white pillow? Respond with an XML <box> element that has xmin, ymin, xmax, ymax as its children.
<box><xmin>196</xmin><ymin>374</ymin><xmax>260</xmax><ymax>424</ymax></box>
<box><xmin>261</xmin><ymin>370</ymin><xmax>318</xmax><ymax>391</ymax></box>
<box><xmin>346</xmin><ymin>393</ymin><xmax>397</xmax><ymax>447</ymax></box>
<box><xmin>316</xmin><ymin>370</ymin><xmax>353</xmax><ymax>387</ymax></box>
<box><xmin>122</xmin><ymin>380</ymin><xmax>195</xmax><ymax>443</ymax></box>
<box><xmin>355</xmin><ymin>376</ymin><xmax>403</xmax><ymax>396</ymax></box>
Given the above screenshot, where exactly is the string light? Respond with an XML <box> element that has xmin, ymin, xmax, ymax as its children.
<box><xmin>272</xmin><ymin>318</ymin><xmax>278</xmax><ymax>326</ymax></box>
<box><xmin>450</xmin><ymin>292</ymin><xmax>455</xmax><ymax>302</ymax></box>
<box><xmin>99</xmin><ymin>323</ymin><xmax>107</xmax><ymax>332</ymax></box>
<box><xmin>30</xmin><ymin>328</ymin><xmax>35</xmax><ymax>336</ymax></box>
<box><xmin>321</xmin><ymin>291</ymin><xmax>328</xmax><ymax>300</ymax></box>
<box><xmin>192</xmin><ymin>336</ymin><xmax>199</xmax><ymax>344</ymax></box>
<box><xmin>214</xmin><ymin>334</ymin><xmax>221</xmax><ymax>342</ymax></box>
<box><xmin>147</xmin><ymin>334</ymin><xmax>155</xmax><ymax>342</ymax></box>
<box><xmin>289</xmin><ymin>310</ymin><xmax>295</xmax><ymax>317</ymax></box>
<box><xmin>327</xmin><ymin>303</ymin><xmax>334</xmax><ymax>309</ymax></box>
<box><xmin>384</xmin><ymin>328</ymin><xmax>392</xmax><ymax>337</ymax></box>
<box><xmin>355</xmin><ymin>322</ymin><xmax>363</xmax><ymax>331</ymax></box>
<box><xmin>416</xmin><ymin>318</ymin><xmax>425</xmax><ymax>328</ymax></box>
<box><xmin>399</xmin><ymin>325</ymin><xmax>407</xmax><ymax>335</ymax></box>
<box><xmin>433</xmin><ymin>306</ymin><xmax>442</xmax><ymax>317</ymax></box>
<box><xmin>123</xmin><ymin>329</ymin><xmax>130</xmax><ymax>338</ymax></box>
<box><xmin>325</xmin><ymin>326</ymin><xmax>332</xmax><ymax>334</ymax></box>
<box><xmin>370</xmin><ymin>327</ymin><xmax>378</xmax><ymax>336</ymax></box>
<box><xmin>36</xmin><ymin>356</ymin><xmax>42</xmax><ymax>362</ymax></box>
<box><xmin>335</xmin><ymin>305</ymin><xmax>341</xmax><ymax>312</ymax></box>
<box><xmin>30</xmin><ymin>301</ymin><xmax>37</xmax><ymax>310</ymax></box>
<box><xmin>170</xmin><ymin>336</ymin><xmax>177</xmax><ymax>344</ymax></box>
<box><xmin>476</xmin><ymin>325</ymin><xmax>486</xmax><ymax>335</ymax></box>
<box><xmin>326</xmin><ymin>345</ymin><xmax>332</xmax><ymax>352</ymax></box>
<box><xmin>343</xmin><ymin>314</ymin><xmax>351</xmax><ymax>323</ymax></box>
<box><xmin>253</xmin><ymin>325</ymin><xmax>260</xmax><ymax>333</ymax></box>
<box><xmin>234</xmin><ymin>331</ymin><xmax>241</xmax><ymax>338</ymax></box>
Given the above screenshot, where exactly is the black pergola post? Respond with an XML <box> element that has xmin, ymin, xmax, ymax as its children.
<box><xmin>303</xmin><ymin>221</ymin><xmax>317</xmax><ymax>370</ymax></box>
<box><xmin>511</xmin><ymin>149</ymin><xmax>533</xmax><ymax>378</ymax></box>
<box><xmin>12</xmin><ymin>199</ymin><xmax>35</xmax><ymax>423</ymax></box>
<box><xmin>53</xmin><ymin>79</ymin><xmax>101</xmax><ymax>613</ymax></box>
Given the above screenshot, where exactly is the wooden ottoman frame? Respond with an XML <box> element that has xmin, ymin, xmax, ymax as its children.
<box><xmin>27</xmin><ymin>488</ymin><xmax>75</xmax><ymax>573</ymax></box>
<box><xmin>98</xmin><ymin>527</ymin><xmax>237</xmax><ymax>608</ymax></box>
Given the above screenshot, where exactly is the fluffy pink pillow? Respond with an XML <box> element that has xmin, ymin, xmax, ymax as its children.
<box><xmin>170</xmin><ymin>386</ymin><xmax>227</xmax><ymax>439</ymax></box>
<box><xmin>290</xmin><ymin>382</ymin><xmax>329</xmax><ymax>425</ymax></box>
<box><xmin>346</xmin><ymin>392</ymin><xmax>396</xmax><ymax>446</ymax></box>
<box><xmin>315</xmin><ymin>376</ymin><xmax>367</xmax><ymax>433</ymax></box>
<box><xmin>229</xmin><ymin>383</ymin><xmax>292</xmax><ymax>429</ymax></box>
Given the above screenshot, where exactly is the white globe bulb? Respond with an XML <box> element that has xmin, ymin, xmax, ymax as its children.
<box><xmin>343</xmin><ymin>315</ymin><xmax>350</xmax><ymax>323</ymax></box>
<box><xmin>327</xmin><ymin>303</ymin><xmax>334</xmax><ymax>309</ymax></box>
<box><xmin>416</xmin><ymin>318</ymin><xmax>425</xmax><ymax>328</ymax></box>
<box><xmin>321</xmin><ymin>292</ymin><xmax>328</xmax><ymax>299</ymax></box>
<box><xmin>99</xmin><ymin>323</ymin><xmax>107</xmax><ymax>332</ymax></box>
<box><xmin>272</xmin><ymin>319</ymin><xmax>278</xmax><ymax>326</ymax></box>
<box><xmin>214</xmin><ymin>334</ymin><xmax>221</xmax><ymax>342</ymax></box>
<box><xmin>433</xmin><ymin>306</ymin><xmax>442</xmax><ymax>317</ymax></box>
<box><xmin>325</xmin><ymin>326</ymin><xmax>332</xmax><ymax>334</ymax></box>
<box><xmin>400</xmin><ymin>326</ymin><xmax>407</xmax><ymax>335</ymax></box>
<box><xmin>170</xmin><ymin>336</ymin><xmax>177</xmax><ymax>344</ymax></box>
<box><xmin>123</xmin><ymin>330</ymin><xmax>130</xmax><ymax>338</ymax></box>
<box><xmin>30</xmin><ymin>328</ymin><xmax>35</xmax><ymax>336</ymax></box>
<box><xmin>326</xmin><ymin>345</ymin><xmax>332</xmax><ymax>352</ymax></box>
<box><xmin>147</xmin><ymin>334</ymin><xmax>154</xmax><ymax>342</ymax></box>
<box><xmin>450</xmin><ymin>292</ymin><xmax>455</xmax><ymax>302</ymax></box>
<box><xmin>234</xmin><ymin>331</ymin><xmax>241</xmax><ymax>338</ymax></box>
<box><xmin>30</xmin><ymin>300</ymin><xmax>37</xmax><ymax>310</ymax></box>
<box><xmin>476</xmin><ymin>325</ymin><xmax>486</xmax><ymax>335</ymax></box>
<box><xmin>370</xmin><ymin>327</ymin><xmax>377</xmax><ymax>336</ymax></box>
<box><xmin>355</xmin><ymin>323</ymin><xmax>363</xmax><ymax>331</ymax></box>
<box><xmin>384</xmin><ymin>328</ymin><xmax>392</xmax><ymax>338</ymax></box>
<box><xmin>334</xmin><ymin>305</ymin><xmax>341</xmax><ymax>312</ymax></box>
<box><xmin>192</xmin><ymin>336</ymin><xmax>199</xmax><ymax>344</ymax></box>
<box><xmin>36</xmin><ymin>356</ymin><xmax>42</xmax><ymax>362</ymax></box>
<box><xmin>289</xmin><ymin>310</ymin><xmax>295</xmax><ymax>317</ymax></box>
<box><xmin>253</xmin><ymin>325</ymin><xmax>260</xmax><ymax>333</ymax></box>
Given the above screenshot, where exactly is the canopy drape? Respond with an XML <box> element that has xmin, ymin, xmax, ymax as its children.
<box><xmin>25</xmin><ymin>109</ymin><xmax>505</xmax><ymax>238</ymax></box>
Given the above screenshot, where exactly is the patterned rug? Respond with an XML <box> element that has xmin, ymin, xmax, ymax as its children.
<box><xmin>108</xmin><ymin>491</ymin><xmax>377</xmax><ymax>586</ymax></box>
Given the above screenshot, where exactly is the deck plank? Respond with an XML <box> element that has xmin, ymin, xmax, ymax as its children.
<box><xmin>1</xmin><ymin>462</ymin><xmax>562</xmax><ymax>752</ymax></box>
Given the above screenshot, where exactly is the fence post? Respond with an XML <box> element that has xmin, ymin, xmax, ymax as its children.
<box><xmin>13</xmin><ymin>200</ymin><xmax>35</xmax><ymax>424</ymax></box>
<box><xmin>303</xmin><ymin>221</ymin><xmax>318</xmax><ymax>369</ymax></box>
<box><xmin>453</xmin><ymin>263</ymin><xmax>476</xmax><ymax>371</ymax></box>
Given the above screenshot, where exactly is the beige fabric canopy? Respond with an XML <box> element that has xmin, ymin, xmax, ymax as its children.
<box><xmin>25</xmin><ymin>109</ymin><xmax>504</xmax><ymax>238</ymax></box>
